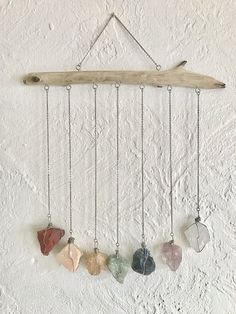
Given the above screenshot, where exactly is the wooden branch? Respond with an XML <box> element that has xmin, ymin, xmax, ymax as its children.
<box><xmin>23</xmin><ymin>61</ymin><xmax>225</xmax><ymax>89</ymax></box>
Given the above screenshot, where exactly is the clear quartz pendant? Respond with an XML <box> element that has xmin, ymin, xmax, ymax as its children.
<box><xmin>184</xmin><ymin>218</ymin><xmax>210</xmax><ymax>253</ymax></box>
<box><xmin>107</xmin><ymin>253</ymin><xmax>129</xmax><ymax>284</ymax></box>
<box><xmin>160</xmin><ymin>241</ymin><xmax>182</xmax><ymax>271</ymax></box>
<box><xmin>84</xmin><ymin>250</ymin><xmax>107</xmax><ymax>276</ymax></box>
<box><xmin>57</xmin><ymin>237</ymin><xmax>83</xmax><ymax>272</ymax></box>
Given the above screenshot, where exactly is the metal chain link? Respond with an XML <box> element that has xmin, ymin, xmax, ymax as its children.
<box><xmin>76</xmin><ymin>15</ymin><xmax>113</xmax><ymax>70</ymax></box>
<box><xmin>93</xmin><ymin>84</ymin><xmax>99</xmax><ymax>251</ymax></box>
<box><xmin>66</xmin><ymin>85</ymin><xmax>73</xmax><ymax>236</ymax></box>
<box><xmin>44</xmin><ymin>85</ymin><xmax>52</xmax><ymax>226</ymax></box>
<box><xmin>76</xmin><ymin>13</ymin><xmax>161</xmax><ymax>71</ymax></box>
<box><xmin>167</xmin><ymin>86</ymin><xmax>174</xmax><ymax>242</ymax></box>
<box><xmin>140</xmin><ymin>85</ymin><xmax>146</xmax><ymax>247</ymax></box>
<box><xmin>115</xmin><ymin>83</ymin><xmax>120</xmax><ymax>255</ymax></box>
<box><xmin>195</xmin><ymin>88</ymin><xmax>201</xmax><ymax>220</ymax></box>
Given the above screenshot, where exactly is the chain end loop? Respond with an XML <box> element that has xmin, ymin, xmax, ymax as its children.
<box><xmin>76</xmin><ymin>63</ymin><xmax>81</xmax><ymax>71</ymax></box>
<box><xmin>195</xmin><ymin>88</ymin><xmax>201</xmax><ymax>95</ymax></box>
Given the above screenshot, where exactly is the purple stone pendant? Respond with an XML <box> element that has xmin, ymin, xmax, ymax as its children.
<box><xmin>160</xmin><ymin>240</ymin><xmax>182</xmax><ymax>272</ymax></box>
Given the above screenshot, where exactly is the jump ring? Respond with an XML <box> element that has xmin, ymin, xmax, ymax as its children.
<box><xmin>115</xmin><ymin>82</ymin><xmax>120</xmax><ymax>88</ymax></box>
<box><xmin>195</xmin><ymin>88</ymin><xmax>200</xmax><ymax>95</ymax></box>
<box><xmin>76</xmin><ymin>64</ymin><xmax>81</xmax><ymax>71</ymax></box>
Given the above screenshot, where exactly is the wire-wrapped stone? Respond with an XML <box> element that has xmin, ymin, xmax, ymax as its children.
<box><xmin>107</xmin><ymin>254</ymin><xmax>129</xmax><ymax>284</ymax></box>
<box><xmin>56</xmin><ymin>237</ymin><xmax>83</xmax><ymax>272</ymax></box>
<box><xmin>84</xmin><ymin>251</ymin><xmax>107</xmax><ymax>276</ymax></box>
<box><xmin>160</xmin><ymin>241</ymin><xmax>182</xmax><ymax>271</ymax></box>
<box><xmin>131</xmin><ymin>247</ymin><xmax>155</xmax><ymax>275</ymax></box>
<box><xmin>37</xmin><ymin>225</ymin><xmax>65</xmax><ymax>256</ymax></box>
<box><xmin>184</xmin><ymin>220</ymin><xmax>210</xmax><ymax>253</ymax></box>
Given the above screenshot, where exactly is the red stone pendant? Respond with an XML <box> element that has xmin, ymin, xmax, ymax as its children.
<box><xmin>37</xmin><ymin>225</ymin><xmax>65</xmax><ymax>256</ymax></box>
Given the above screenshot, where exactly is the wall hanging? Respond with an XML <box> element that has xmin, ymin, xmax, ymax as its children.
<box><xmin>24</xmin><ymin>13</ymin><xmax>225</xmax><ymax>283</ymax></box>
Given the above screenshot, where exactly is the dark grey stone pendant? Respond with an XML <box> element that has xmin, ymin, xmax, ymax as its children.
<box><xmin>131</xmin><ymin>247</ymin><xmax>156</xmax><ymax>275</ymax></box>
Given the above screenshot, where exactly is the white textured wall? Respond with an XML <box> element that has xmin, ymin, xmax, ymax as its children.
<box><xmin>0</xmin><ymin>1</ymin><xmax>235</xmax><ymax>313</ymax></box>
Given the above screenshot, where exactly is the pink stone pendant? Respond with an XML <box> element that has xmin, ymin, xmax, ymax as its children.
<box><xmin>57</xmin><ymin>237</ymin><xmax>83</xmax><ymax>272</ymax></box>
<box><xmin>84</xmin><ymin>250</ymin><xmax>107</xmax><ymax>276</ymax></box>
<box><xmin>37</xmin><ymin>224</ymin><xmax>65</xmax><ymax>256</ymax></box>
<box><xmin>161</xmin><ymin>241</ymin><xmax>182</xmax><ymax>271</ymax></box>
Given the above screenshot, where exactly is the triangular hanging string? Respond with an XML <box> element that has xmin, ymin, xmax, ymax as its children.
<box><xmin>75</xmin><ymin>13</ymin><xmax>161</xmax><ymax>71</ymax></box>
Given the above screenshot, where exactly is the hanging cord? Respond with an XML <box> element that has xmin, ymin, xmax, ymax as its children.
<box><xmin>76</xmin><ymin>14</ymin><xmax>113</xmax><ymax>70</ymax></box>
<box><xmin>115</xmin><ymin>83</ymin><xmax>120</xmax><ymax>255</ymax></box>
<box><xmin>66</xmin><ymin>85</ymin><xmax>73</xmax><ymax>237</ymax></box>
<box><xmin>195</xmin><ymin>88</ymin><xmax>201</xmax><ymax>222</ymax></box>
<box><xmin>76</xmin><ymin>13</ymin><xmax>161</xmax><ymax>71</ymax></box>
<box><xmin>93</xmin><ymin>84</ymin><xmax>99</xmax><ymax>251</ymax></box>
<box><xmin>167</xmin><ymin>86</ymin><xmax>174</xmax><ymax>243</ymax></box>
<box><xmin>140</xmin><ymin>85</ymin><xmax>146</xmax><ymax>248</ymax></box>
<box><xmin>113</xmin><ymin>15</ymin><xmax>161</xmax><ymax>71</ymax></box>
<box><xmin>44</xmin><ymin>85</ymin><xmax>52</xmax><ymax>227</ymax></box>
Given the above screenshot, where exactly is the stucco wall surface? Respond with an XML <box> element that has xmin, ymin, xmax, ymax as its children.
<box><xmin>0</xmin><ymin>1</ymin><xmax>235</xmax><ymax>313</ymax></box>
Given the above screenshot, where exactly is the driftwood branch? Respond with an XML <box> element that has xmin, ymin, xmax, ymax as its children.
<box><xmin>23</xmin><ymin>61</ymin><xmax>225</xmax><ymax>89</ymax></box>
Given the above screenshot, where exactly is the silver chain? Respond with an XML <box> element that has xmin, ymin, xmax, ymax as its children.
<box><xmin>44</xmin><ymin>85</ymin><xmax>52</xmax><ymax>226</ymax></box>
<box><xmin>66</xmin><ymin>85</ymin><xmax>73</xmax><ymax>236</ymax></box>
<box><xmin>76</xmin><ymin>13</ymin><xmax>161</xmax><ymax>71</ymax></box>
<box><xmin>115</xmin><ymin>83</ymin><xmax>120</xmax><ymax>255</ymax></box>
<box><xmin>140</xmin><ymin>85</ymin><xmax>146</xmax><ymax>247</ymax></box>
<box><xmin>195</xmin><ymin>88</ymin><xmax>201</xmax><ymax>220</ymax></box>
<box><xmin>167</xmin><ymin>86</ymin><xmax>174</xmax><ymax>242</ymax></box>
<box><xmin>93</xmin><ymin>84</ymin><xmax>98</xmax><ymax>251</ymax></box>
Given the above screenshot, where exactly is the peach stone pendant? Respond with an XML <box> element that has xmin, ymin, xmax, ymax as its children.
<box><xmin>37</xmin><ymin>223</ymin><xmax>65</xmax><ymax>256</ymax></box>
<box><xmin>57</xmin><ymin>237</ymin><xmax>83</xmax><ymax>272</ymax></box>
<box><xmin>84</xmin><ymin>250</ymin><xmax>107</xmax><ymax>276</ymax></box>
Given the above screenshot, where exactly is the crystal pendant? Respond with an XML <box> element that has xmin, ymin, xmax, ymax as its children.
<box><xmin>84</xmin><ymin>250</ymin><xmax>107</xmax><ymax>276</ymax></box>
<box><xmin>37</xmin><ymin>224</ymin><xmax>65</xmax><ymax>256</ymax></box>
<box><xmin>184</xmin><ymin>218</ymin><xmax>210</xmax><ymax>253</ymax></box>
<box><xmin>107</xmin><ymin>253</ymin><xmax>129</xmax><ymax>284</ymax></box>
<box><xmin>160</xmin><ymin>241</ymin><xmax>182</xmax><ymax>271</ymax></box>
<box><xmin>132</xmin><ymin>247</ymin><xmax>156</xmax><ymax>275</ymax></box>
<box><xmin>57</xmin><ymin>237</ymin><xmax>83</xmax><ymax>272</ymax></box>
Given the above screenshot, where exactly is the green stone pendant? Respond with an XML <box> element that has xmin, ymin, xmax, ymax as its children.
<box><xmin>107</xmin><ymin>254</ymin><xmax>129</xmax><ymax>284</ymax></box>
